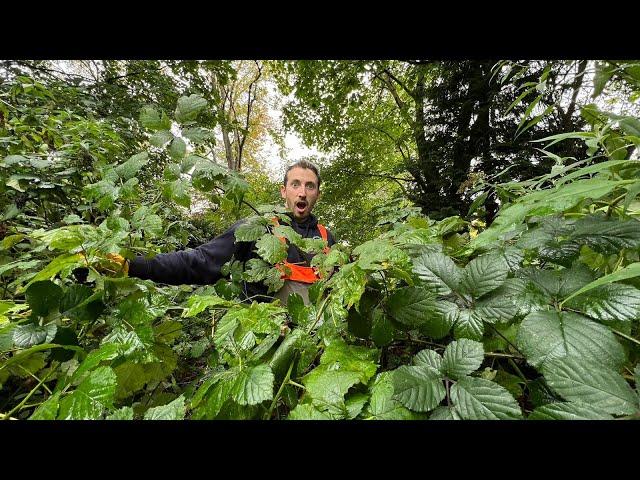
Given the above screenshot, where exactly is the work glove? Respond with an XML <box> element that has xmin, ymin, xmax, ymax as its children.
<box><xmin>97</xmin><ymin>252</ymin><xmax>129</xmax><ymax>276</ymax></box>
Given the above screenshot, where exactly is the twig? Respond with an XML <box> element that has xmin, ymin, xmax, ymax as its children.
<box><xmin>611</xmin><ymin>328</ymin><xmax>640</xmax><ymax>347</ymax></box>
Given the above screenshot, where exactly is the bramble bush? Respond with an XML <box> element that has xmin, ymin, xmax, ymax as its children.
<box><xmin>1</xmin><ymin>64</ymin><xmax>640</xmax><ymax>420</ymax></box>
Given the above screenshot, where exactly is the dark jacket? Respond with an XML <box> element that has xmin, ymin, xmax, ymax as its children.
<box><xmin>128</xmin><ymin>213</ymin><xmax>335</xmax><ymax>300</ymax></box>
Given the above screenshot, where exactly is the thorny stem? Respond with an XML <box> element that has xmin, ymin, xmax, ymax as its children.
<box><xmin>288</xmin><ymin>380</ymin><xmax>305</xmax><ymax>389</ymax></box>
<box><xmin>2</xmin><ymin>368</ymin><xmax>54</xmax><ymax>419</ymax></box>
<box><xmin>265</xmin><ymin>359</ymin><xmax>295</xmax><ymax>420</ymax></box>
<box><xmin>17</xmin><ymin>365</ymin><xmax>53</xmax><ymax>395</ymax></box>
<box><xmin>485</xmin><ymin>352</ymin><xmax>525</xmax><ymax>359</ymax></box>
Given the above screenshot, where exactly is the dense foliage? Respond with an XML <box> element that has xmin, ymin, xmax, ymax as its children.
<box><xmin>1</xmin><ymin>61</ymin><xmax>640</xmax><ymax>420</ymax></box>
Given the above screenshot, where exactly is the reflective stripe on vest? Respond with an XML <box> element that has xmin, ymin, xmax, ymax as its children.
<box><xmin>272</xmin><ymin>217</ymin><xmax>329</xmax><ymax>284</ymax></box>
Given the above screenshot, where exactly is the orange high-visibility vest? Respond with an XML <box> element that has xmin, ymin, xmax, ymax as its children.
<box><xmin>273</xmin><ymin>218</ymin><xmax>330</xmax><ymax>284</ymax></box>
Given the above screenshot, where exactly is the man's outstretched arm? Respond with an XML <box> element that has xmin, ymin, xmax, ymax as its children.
<box><xmin>128</xmin><ymin>222</ymin><xmax>242</xmax><ymax>285</ymax></box>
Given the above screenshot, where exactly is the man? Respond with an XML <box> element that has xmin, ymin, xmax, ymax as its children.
<box><xmin>112</xmin><ymin>160</ymin><xmax>335</xmax><ymax>306</ymax></box>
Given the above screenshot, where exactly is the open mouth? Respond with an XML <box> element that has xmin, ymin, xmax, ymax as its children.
<box><xmin>295</xmin><ymin>201</ymin><xmax>307</xmax><ymax>214</ymax></box>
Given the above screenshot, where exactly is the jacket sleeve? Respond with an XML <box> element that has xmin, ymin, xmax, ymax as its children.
<box><xmin>128</xmin><ymin>221</ymin><xmax>244</xmax><ymax>285</ymax></box>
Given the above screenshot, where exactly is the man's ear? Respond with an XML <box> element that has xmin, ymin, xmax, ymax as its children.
<box><xmin>280</xmin><ymin>184</ymin><xmax>286</xmax><ymax>199</ymax></box>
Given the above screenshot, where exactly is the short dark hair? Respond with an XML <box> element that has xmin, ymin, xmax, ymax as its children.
<box><xmin>283</xmin><ymin>160</ymin><xmax>321</xmax><ymax>189</ymax></box>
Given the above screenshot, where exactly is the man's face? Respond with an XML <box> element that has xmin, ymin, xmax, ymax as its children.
<box><xmin>280</xmin><ymin>167</ymin><xmax>320</xmax><ymax>221</ymax></box>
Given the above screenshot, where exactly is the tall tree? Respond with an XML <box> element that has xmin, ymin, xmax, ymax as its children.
<box><xmin>273</xmin><ymin>60</ymin><xmax>591</xmax><ymax>225</ymax></box>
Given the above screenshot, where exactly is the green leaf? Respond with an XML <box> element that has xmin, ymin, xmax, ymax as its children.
<box><xmin>120</xmin><ymin>178</ymin><xmax>140</xmax><ymax>200</ymax></box>
<box><xmin>48</xmin><ymin>227</ymin><xmax>85</xmax><ymax>251</ymax></box>
<box><xmin>363</xmin><ymin>372</ymin><xmax>426</xmax><ymax>420</ymax></box>
<box><xmin>287</xmin><ymin>293</ymin><xmax>308</xmax><ymax>325</ymax></box>
<box><xmin>471</xmin><ymin>178</ymin><xmax>635</xmax><ymax>251</ymax></box>
<box><xmin>516</xmin><ymin>310</ymin><xmax>625</xmax><ymax>370</ymax></box>
<box><xmin>182</xmin><ymin>127</ymin><xmax>214</xmax><ymax>144</ymax></box>
<box><xmin>412</xmin><ymin>251</ymin><xmax>461</xmax><ymax>295</ymax></box>
<box><xmin>264</xmin><ymin>267</ymin><xmax>285</xmax><ymax>294</ymax></box>
<box><xmin>242</xmin><ymin>258</ymin><xmax>271</xmax><ymax>283</ymax></box>
<box><xmin>320</xmin><ymin>339</ymin><xmax>378</xmax><ymax>384</ymax></box>
<box><xmin>386</xmin><ymin>286</ymin><xmax>437</xmax><ymax>328</ymax></box>
<box><xmin>327</xmin><ymin>263</ymin><xmax>368</xmax><ymax>309</ymax></box>
<box><xmin>542</xmin><ymin>357</ymin><xmax>637</xmax><ymax>416</ymax></box>
<box><xmin>12</xmin><ymin>322</ymin><xmax>57</xmax><ymax>348</ymax></box>
<box><xmin>115</xmin><ymin>152</ymin><xmax>149</xmax><ymax>180</ymax></box>
<box><xmin>168</xmin><ymin>137</ymin><xmax>187</xmax><ymax>160</ymax></box>
<box><xmin>287</xmin><ymin>403</ymin><xmax>334</xmax><ymax>420</ymax></box>
<box><xmin>138</xmin><ymin>214</ymin><xmax>162</xmax><ymax>238</ymax></box>
<box><xmin>528</xmin><ymin>401</ymin><xmax>614</xmax><ymax>420</ymax></box>
<box><xmin>303</xmin><ymin>368</ymin><xmax>361</xmax><ymax>412</ymax></box>
<box><xmin>144</xmin><ymin>395</ymin><xmax>186</xmax><ymax>420</ymax></box>
<box><xmin>59</xmin><ymin>343</ymin><xmax>122</xmax><ymax>393</ymax></box>
<box><xmin>163</xmin><ymin>179</ymin><xmax>191</xmax><ymax>208</ymax></box>
<box><xmin>442</xmin><ymin>339</ymin><xmax>484</xmax><ymax>380</ymax></box>
<box><xmin>273</xmin><ymin>225</ymin><xmax>303</xmax><ymax>245</ymax></box>
<box><xmin>451</xmin><ymin>377</ymin><xmax>522</xmax><ymax>419</ymax></box>
<box><xmin>114</xmin><ymin>362</ymin><xmax>147</xmax><ymax>399</ymax></box>
<box><xmin>139</xmin><ymin>106</ymin><xmax>171</xmax><ymax>131</ymax></box>
<box><xmin>29</xmin><ymin>392</ymin><xmax>61</xmax><ymax>420</ymax></box>
<box><xmin>413</xmin><ymin>349</ymin><xmax>443</xmax><ymax>373</ymax></box>
<box><xmin>268</xmin><ymin>329</ymin><xmax>306</xmax><ymax>380</ymax></box>
<box><xmin>191</xmin><ymin>370</ymin><xmax>235</xmax><ymax>418</ymax></box>
<box><xmin>106</xmin><ymin>406</ymin><xmax>135</xmax><ymax>420</ymax></box>
<box><xmin>525</xmin><ymin>265</ymin><xmax>595</xmax><ymax>302</ymax></box>
<box><xmin>164</xmin><ymin>163</ymin><xmax>180</xmax><ymax>181</ymax></box>
<box><xmin>57</xmin><ymin>366</ymin><xmax>117</xmax><ymax>420</ymax></box>
<box><xmin>1</xmin><ymin>204</ymin><xmax>20</xmax><ymax>221</ymax></box>
<box><xmin>26</xmin><ymin>280</ymin><xmax>62</xmax><ymax>316</ymax></box>
<box><xmin>461</xmin><ymin>254</ymin><xmax>509</xmax><ymax>299</ymax></box>
<box><xmin>235</xmin><ymin>222</ymin><xmax>267</xmax><ymax>242</ymax></box>
<box><xmin>154</xmin><ymin>320</ymin><xmax>182</xmax><ymax>345</ymax></box>
<box><xmin>566</xmin><ymin>284</ymin><xmax>640</xmax><ymax>323</ymax></box>
<box><xmin>453</xmin><ymin>309</ymin><xmax>484</xmax><ymax>341</ymax></box>
<box><xmin>2</xmin><ymin>154</ymin><xmax>28</xmax><ymax>166</ymax></box>
<box><xmin>224</xmin><ymin>174</ymin><xmax>249</xmax><ymax>207</ymax></box>
<box><xmin>60</xmin><ymin>285</ymin><xmax>103</xmax><ymax>322</ymax></box>
<box><xmin>149</xmin><ymin>130</ymin><xmax>173</xmax><ymax>148</ymax></box>
<box><xmin>474</xmin><ymin>278</ymin><xmax>527</xmax><ymax>323</ymax></box>
<box><xmin>175</xmin><ymin>94</ymin><xmax>207</xmax><ymax>123</ymax></box>
<box><xmin>493</xmin><ymin>370</ymin><xmax>525</xmax><ymax>399</ymax></box>
<box><xmin>392</xmin><ymin>365</ymin><xmax>446</xmax><ymax>412</ymax></box>
<box><xmin>353</xmin><ymin>238</ymin><xmax>410</xmax><ymax>271</ymax></box>
<box><xmin>418</xmin><ymin>300</ymin><xmax>457</xmax><ymax>339</ymax></box>
<box><xmin>255</xmin><ymin>234</ymin><xmax>288</xmax><ymax>264</ymax></box>
<box><xmin>230</xmin><ymin>364</ymin><xmax>274</xmax><ymax>406</ymax></box>
<box><xmin>592</xmin><ymin>62</ymin><xmax>613</xmax><ymax>98</ymax></box>
<box><xmin>0</xmin><ymin>259</ymin><xmax>40</xmax><ymax>278</ymax></box>
<box><xmin>83</xmin><ymin>179</ymin><xmax>119</xmax><ymax>210</ymax></box>
<box><xmin>190</xmin><ymin>338</ymin><xmax>210</xmax><ymax>358</ymax></box>
<box><xmin>429</xmin><ymin>406</ymin><xmax>462</xmax><ymax>420</ymax></box>
<box><xmin>561</xmin><ymin>262</ymin><xmax>640</xmax><ymax>306</ymax></box>
<box><xmin>182</xmin><ymin>294</ymin><xmax>229</xmax><ymax>317</ymax></box>
<box><xmin>371</xmin><ymin>308</ymin><xmax>395</xmax><ymax>347</ymax></box>
<box><xmin>26</xmin><ymin>254</ymin><xmax>84</xmax><ymax>287</ymax></box>
<box><xmin>1</xmin><ymin>233</ymin><xmax>26</xmax><ymax>250</ymax></box>
<box><xmin>618</xmin><ymin>117</ymin><xmax>640</xmax><ymax>137</ymax></box>
<box><xmin>570</xmin><ymin>215</ymin><xmax>640</xmax><ymax>255</ymax></box>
